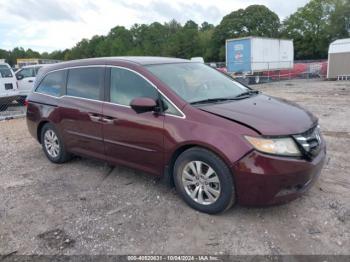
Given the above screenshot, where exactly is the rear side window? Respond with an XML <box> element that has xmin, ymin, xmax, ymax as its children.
<box><xmin>67</xmin><ymin>67</ymin><xmax>104</xmax><ymax>100</ymax></box>
<box><xmin>110</xmin><ymin>67</ymin><xmax>158</xmax><ymax>106</ymax></box>
<box><xmin>36</xmin><ymin>70</ymin><xmax>66</xmax><ymax>97</ymax></box>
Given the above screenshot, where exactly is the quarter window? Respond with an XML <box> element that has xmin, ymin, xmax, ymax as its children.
<box><xmin>67</xmin><ymin>67</ymin><xmax>104</xmax><ymax>100</ymax></box>
<box><xmin>162</xmin><ymin>97</ymin><xmax>182</xmax><ymax>116</ymax></box>
<box><xmin>36</xmin><ymin>70</ymin><xmax>66</xmax><ymax>97</ymax></box>
<box><xmin>110</xmin><ymin>68</ymin><xmax>158</xmax><ymax>106</ymax></box>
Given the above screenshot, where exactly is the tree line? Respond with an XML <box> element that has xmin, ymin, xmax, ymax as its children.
<box><xmin>1</xmin><ymin>0</ymin><xmax>349</xmax><ymax>66</ymax></box>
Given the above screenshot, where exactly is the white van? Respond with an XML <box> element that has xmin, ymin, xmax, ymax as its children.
<box><xmin>0</xmin><ymin>63</ymin><xmax>19</xmax><ymax>111</ymax></box>
<box><xmin>15</xmin><ymin>64</ymin><xmax>44</xmax><ymax>102</ymax></box>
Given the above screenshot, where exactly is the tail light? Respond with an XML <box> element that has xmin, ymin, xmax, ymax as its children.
<box><xmin>24</xmin><ymin>99</ymin><xmax>28</xmax><ymax>107</ymax></box>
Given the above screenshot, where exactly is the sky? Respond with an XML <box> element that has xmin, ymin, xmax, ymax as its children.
<box><xmin>0</xmin><ymin>0</ymin><xmax>310</xmax><ymax>53</ymax></box>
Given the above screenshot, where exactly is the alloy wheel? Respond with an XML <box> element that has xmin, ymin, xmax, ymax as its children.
<box><xmin>181</xmin><ymin>161</ymin><xmax>221</xmax><ymax>205</ymax></box>
<box><xmin>44</xmin><ymin>129</ymin><xmax>60</xmax><ymax>158</ymax></box>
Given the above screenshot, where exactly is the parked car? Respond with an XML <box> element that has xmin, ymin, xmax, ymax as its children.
<box><xmin>15</xmin><ymin>65</ymin><xmax>44</xmax><ymax>103</ymax></box>
<box><xmin>0</xmin><ymin>63</ymin><xmax>19</xmax><ymax>111</ymax></box>
<box><xmin>26</xmin><ymin>57</ymin><xmax>326</xmax><ymax>214</ymax></box>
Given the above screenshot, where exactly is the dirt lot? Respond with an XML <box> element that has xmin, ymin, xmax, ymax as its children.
<box><xmin>0</xmin><ymin>79</ymin><xmax>349</xmax><ymax>255</ymax></box>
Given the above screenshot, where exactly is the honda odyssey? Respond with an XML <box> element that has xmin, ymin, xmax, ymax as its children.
<box><xmin>26</xmin><ymin>57</ymin><xmax>326</xmax><ymax>214</ymax></box>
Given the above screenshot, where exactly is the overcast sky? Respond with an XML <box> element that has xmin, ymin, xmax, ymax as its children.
<box><xmin>0</xmin><ymin>0</ymin><xmax>309</xmax><ymax>53</ymax></box>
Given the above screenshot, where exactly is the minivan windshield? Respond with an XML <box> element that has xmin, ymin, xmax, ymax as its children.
<box><xmin>146</xmin><ymin>62</ymin><xmax>249</xmax><ymax>104</ymax></box>
<box><xmin>0</xmin><ymin>65</ymin><xmax>13</xmax><ymax>78</ymax></box>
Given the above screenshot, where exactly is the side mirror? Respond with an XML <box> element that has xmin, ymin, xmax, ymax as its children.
<box><xmin>16</xmin><ymin>74</ymin><xmax>24</xmax><ymax>80</ymax></box>
<box><xmin>130</xmin><ymin>97</ymin><xmax>157</xmax><ymax>114</ymax></box>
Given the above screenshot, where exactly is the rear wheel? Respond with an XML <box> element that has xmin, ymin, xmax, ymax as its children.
<box><xmin>173</xmin><ymin>147</ymin><xmax>235</xmax><ymax>214</ymax></box>
<box><xmin>41</xmin><ymin>123</ymin><xmax>72</xmax><ymax>163</ymax></box>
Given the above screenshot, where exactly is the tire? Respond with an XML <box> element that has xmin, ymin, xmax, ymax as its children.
<box><xmin>40</xmin><ymin>123</ymin><xmax>72</xmax><ymax>163</ymax></box>
<box><xmin>173</xmin><ymin>147</ymin><xmax>235</xmax><ymax>214</ymax></box>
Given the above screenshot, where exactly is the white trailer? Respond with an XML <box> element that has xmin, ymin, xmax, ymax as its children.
<box><xmin>226</xmin><ymin>37</ymin><xmax>294</xmax><ymax>83</ymax></box>
<box><xmin>327</xmin><ymin>38</ymin><xmax>350</xmax><ymax>79</ymax></box>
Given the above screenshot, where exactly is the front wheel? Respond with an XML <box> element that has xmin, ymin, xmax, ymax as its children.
<box><xmin>173</xmin><ymin>147</ymin><xmax>235</xmax><ymax>214</ymax></box>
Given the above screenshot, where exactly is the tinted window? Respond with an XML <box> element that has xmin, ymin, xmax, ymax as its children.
<box><xmin>36</xmin><ymin>70</ymin><xmax>66</xmax><ymax>97</ymax></box>
<box><xmin>67</xmin><ymin>67</ymin><xmax>104</xmax><ymax>100</ymax></box>
<box><xmin>110</xmin><ymin>67</ymin><xmax>158</xmax><ymax>106</ymax></box>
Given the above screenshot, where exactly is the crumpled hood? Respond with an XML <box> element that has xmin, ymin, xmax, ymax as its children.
<box><xmin>198</xmin><ymin>94</ymin><xmax>317</xmax><ymax>136</ymax></box>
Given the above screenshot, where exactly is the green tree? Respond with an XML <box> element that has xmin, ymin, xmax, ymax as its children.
<box><xmin>282</xmin><ymin>0</ymin><xmax>332</xmax><ymax>59</ymax></box>
<box><xmin>213</xmin><ymin>5</ymin><xmax>280</xmax><ymax>60</ymax></box>
<box><xmin>328</xmin><ymin>0</ymin><xmax>350</xmax><ymax>40</ymax></box>
<box><xmin>281</xmin><ymin>0</ymin><xmax>350</xmax><ymax>59</ymax></box>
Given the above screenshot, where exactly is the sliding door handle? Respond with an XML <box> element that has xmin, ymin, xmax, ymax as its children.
<box><xmin>101</xmin><ymin>116</ymin><xmax>117</xmax><ymax>124</ymax></box>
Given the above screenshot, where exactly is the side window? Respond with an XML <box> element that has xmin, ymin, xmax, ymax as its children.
<box><xmin>110</xmin><ymin>67</ymin><xmax>158</xmax><ymax>106</ymax></box>
<box><xmin>67</xmin><ymin>67</ymin><xmax>104</xmax><ymax>100</ymax></box>
<box><xmin>36</xmin><ymin>70</ymin><xmax>66</xmax><ymax>97</ymax></box>
<box><xmin>162</xmin><ymin>98</ymin><xmax>182</xmax><ymax>117</ymax></box>
<box><xmin>17</xmin><ymin>68</ymin><xmax>35</xmax><ymax>78</ymax></box>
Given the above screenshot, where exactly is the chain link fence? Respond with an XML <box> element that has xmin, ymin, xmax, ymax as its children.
<box><xmin>0</xmin><ymin>95</ymin><xmax>26</xmax><ymax>120</ymax></box>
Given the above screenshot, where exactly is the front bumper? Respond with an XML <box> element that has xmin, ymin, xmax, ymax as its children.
<box><xmin>232</xmin><ymin>143</ymin><xmax>326</xmax><ymax>206</ymax></box>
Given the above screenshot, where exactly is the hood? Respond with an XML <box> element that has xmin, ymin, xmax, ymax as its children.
<box><xmin>198</xmin><ymin>94</ymin><xmax>317</xmax><ymax>136</ymax></box>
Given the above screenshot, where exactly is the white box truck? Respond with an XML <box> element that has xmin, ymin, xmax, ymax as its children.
<box><xmin>226</xmin><ymin>37</ymin><xmax>294</xmax><ymax>84</ymax></box>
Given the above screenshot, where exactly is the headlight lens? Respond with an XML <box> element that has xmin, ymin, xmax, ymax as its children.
<box><xmin>245</xmin><ymin>136</ymin><xmax>301</xmax><ymax>156</ymax></box>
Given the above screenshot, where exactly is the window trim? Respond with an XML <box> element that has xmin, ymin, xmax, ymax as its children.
<box><xmin>33</xmin><ymin>65</ymin><xmax>186</xmax><ymax>119</ymax></box>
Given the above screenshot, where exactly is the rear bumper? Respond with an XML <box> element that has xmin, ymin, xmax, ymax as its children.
<box><xmin>232</xmin><ymin>143</ymin><xmax>326</xmax><ymax>206</ymax></box>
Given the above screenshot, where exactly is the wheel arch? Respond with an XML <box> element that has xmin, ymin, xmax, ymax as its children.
<box><xmin>164</xmin><ymin>142</ymin><xmax>233</xmax><ymax>187</ymax></box>
<box><xmin>37</xmin><ymin>120</ymin><xmax>50</xmax><ymax>144</ymax></box>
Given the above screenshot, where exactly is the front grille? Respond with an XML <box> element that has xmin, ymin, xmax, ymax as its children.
<box><xmin>293</xmin><ymin>125</ymin><xmax>322</xmax><ymax>157</ymax></box>
<box><xmin>5</xmin><ymin>83</ymin><xmax>13</xmax><ymax>90</ymax></box>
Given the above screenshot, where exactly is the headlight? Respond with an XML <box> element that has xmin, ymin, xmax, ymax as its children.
<box><xmin>244</xmin><ymin>136</ymin><xmax>301</xmax><ymax>156</ymax></box>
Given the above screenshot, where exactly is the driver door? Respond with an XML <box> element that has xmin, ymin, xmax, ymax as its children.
<box><xmin>102</xmin><ymin>67</ymin><xmax>165</xmax><ymax>176</ymax></box>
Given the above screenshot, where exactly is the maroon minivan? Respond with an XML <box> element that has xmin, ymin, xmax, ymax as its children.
<box><xmin>26</xmin><ymin>57</ymin><xmax>326</xmax><ymax>214</ymax></box>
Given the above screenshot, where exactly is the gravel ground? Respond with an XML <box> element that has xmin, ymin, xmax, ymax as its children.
<box><xmin>0</xmin><ymin>79</ymin><xmax>349</xmax><ymax>255</ymax></box>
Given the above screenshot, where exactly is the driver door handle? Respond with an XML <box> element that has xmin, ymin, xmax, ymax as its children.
<box><xmin>88</xmin><ymin>113</ymin><xmax>101</xmax><ymax>122</ymax></box>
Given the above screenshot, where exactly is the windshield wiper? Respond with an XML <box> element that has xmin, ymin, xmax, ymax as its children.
<box><xmin>235</xmin><ymin>90</ymin><xmax>260</xmax><ymax>98</ymax></box>
<box><xmin>190</xmin><ymin>97</ymin><xmax>240</xmax><ymax>105</ymax></box>
<box><xmin>190</xmin><ymin>90</ymin><xmax>260</xmax><ymax>105</ymax></box>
